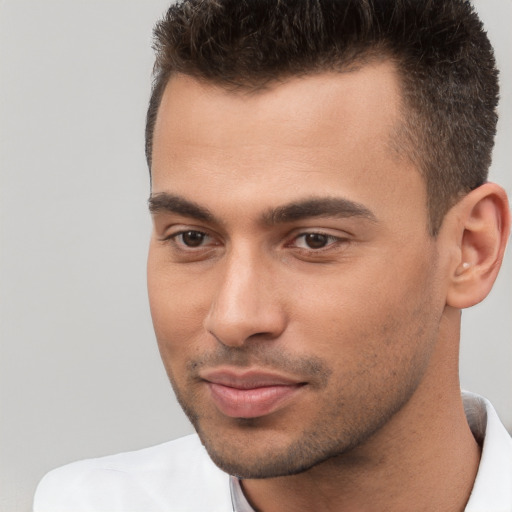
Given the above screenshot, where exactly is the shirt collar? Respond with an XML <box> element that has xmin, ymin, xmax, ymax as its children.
<box><xmin>230</xmin><ymin>475</ymin><xmax>255</xmax><ymax>512</ymax></box>
<box><xmin>463</xmin><ymin>391</ymin><xmax>512</xmax><ymax>511</ymax></box>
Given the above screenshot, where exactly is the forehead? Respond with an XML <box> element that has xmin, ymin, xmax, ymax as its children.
<box><xmin>151</xmin><ymin>62</ymin><xmax>426</xmax><ymax>229</ymax></box>
<box><xmin>153</xmin><ymin>62</ymin><xmax>402</xmax><ymax>155</ymax></box>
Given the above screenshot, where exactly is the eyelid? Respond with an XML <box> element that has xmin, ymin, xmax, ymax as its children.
<box><xmin>158</xmin><ymin>227</ymin><xmax>223</xmax><ymax>264</ymax></box>
<box><xmin>159</xmin><ymin>225</ymin><xmax>219</xmax><ymax>248</ymax></box>
<box><xmin>158</xmin><ymin>224</ymin><xmax>351</xmax><ymax>254</ymax></box>
<box><xmin>159</xmin><ymin>223</ymin><xmax>211</xmax><ymax>239</ymax></box>
<box><xmin>173</xmin><ymin>230</ymin><xmax>208</xmax><ymax>245</ymax></box>
<box><xmin>289</xmin><ymin>227</ymin><xmax>350</xmax><ymax>241</ymax></box>
<box><xmin>285</xmin><ymin>229</ymin><xmax>351</xmax><ymax>252</ymax></box>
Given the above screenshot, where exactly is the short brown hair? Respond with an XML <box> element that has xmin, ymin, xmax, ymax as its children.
<box><xmin>146</xmin><ymin>0</ymin><xmax>499</xmax><ymax>234</ymax></box>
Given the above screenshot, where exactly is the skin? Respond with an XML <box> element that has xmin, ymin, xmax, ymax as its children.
<box><xmin>147</xmin><ymin>62</ymin><xmax>509</xmax><ymax>511</ymax></box>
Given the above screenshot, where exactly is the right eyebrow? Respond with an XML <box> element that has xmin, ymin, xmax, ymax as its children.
<box><xmin>148</xmin><ymin>193</ymin><xmax>214</xmax><ymax>222</ymax></box>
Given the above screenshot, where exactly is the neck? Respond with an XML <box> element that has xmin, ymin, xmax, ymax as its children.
<box><xmin>241</xmin><ymin>309</ymin><xmax>481</xmax><ymax>512</ymax></box>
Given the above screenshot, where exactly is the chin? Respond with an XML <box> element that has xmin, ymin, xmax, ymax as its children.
<box><xmin>194</xmin><ymin>420</ymin><xmax>355</xmax><ymax>479</ymax></box>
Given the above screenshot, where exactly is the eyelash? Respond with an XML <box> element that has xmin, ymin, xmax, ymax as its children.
<box><xmin>166</xmin><ymin>230</ymin><xmax>213</xmax><ymax>249</ymax></box>
<box><xmin>290</xmin><ymin>232</ymin><xmax>344</xmax><ymax>251</ymax></box>
<box><xmin>163</xmin><ymin>229</ymin><xmax>347</xmax><ymax>253</ymax></box>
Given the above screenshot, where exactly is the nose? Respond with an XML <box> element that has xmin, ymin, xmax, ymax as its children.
<box><xmin>203</xmin><ymin>248</ymin><xmax>287</xmax><ymax>347</ymax></box>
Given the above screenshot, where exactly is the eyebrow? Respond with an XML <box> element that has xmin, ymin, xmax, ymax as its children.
<box><xmin>148</xmin><ymin>193</ymin><xmax>214</xmax><ymax>222</ymax></box>
<box><xmin>148</xmin><ymin>192</ymin><xmax>376</xmax><ymax>225</ymax></box>
<box><xmin>263</xmin><ymin>197</ymin><xmax>377</xmax><ymax>224</ymax></box>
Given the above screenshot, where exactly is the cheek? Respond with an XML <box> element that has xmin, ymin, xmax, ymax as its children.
<box><xmin>292</xmin><ymin>279</ymin><xmax>440</xmax><ymax>424</ymax></box>
<box><xmin>288</xmin><ymin>247</ymin><xmax>442</xmax><ymax>366</ymax></box>
<box><xmin>147</xmin><ymin>255</ymin><xmax>212</xmax><ymax>365</ymax></box>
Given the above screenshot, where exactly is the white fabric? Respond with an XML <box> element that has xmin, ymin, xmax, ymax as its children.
<box><xmin>230</xmin><ymin>475</ymin><xmax>255</xmax><ymax>512</ymax></box>
<box><xmin>34</xmin><ymin>392</ymin><xmax>512</xmax><ymax>512</ymax></box>
<box><xmin>33</xmin><ymin>435</ymin><xmax>232</xmax><ymax>512</ymax></box>
<box><xmin>464</xmin><ymin>392</ymin><xmax>512</xmax><ymax>511</ymax></box>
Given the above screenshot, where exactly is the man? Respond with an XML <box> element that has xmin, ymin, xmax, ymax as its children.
<box><xmin>34</xmin><ymin>0</ymin><xmax>511</xmax><ymax>511</ymax></box>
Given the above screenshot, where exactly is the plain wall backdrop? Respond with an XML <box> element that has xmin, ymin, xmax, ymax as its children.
<box><xmin>0</xmin><ymin>1</ymin><xmax>510</xmax><ymax>511</ymax></box>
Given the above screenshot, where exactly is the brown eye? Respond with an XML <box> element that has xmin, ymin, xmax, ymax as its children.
<box><xmin>181</xmin><ymin>231</ymin><xmax>206</xmax><ymax>247</ymax></box>
<box><xmin>304</xmin><ymin>233</ymin><xmax>329</xmax><ymax>249</ymax></box>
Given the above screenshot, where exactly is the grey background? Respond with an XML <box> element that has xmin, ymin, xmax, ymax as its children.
<box><xmin>0</xmin><ymin>1</ymin><xmax>510</xmax><ymax>511</ymax></box>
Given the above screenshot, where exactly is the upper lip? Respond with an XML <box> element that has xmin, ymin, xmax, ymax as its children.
<box><xmin>200</xmin><ymin>368</ymin><xmax>305</xmax><ymax>389</ymax></box>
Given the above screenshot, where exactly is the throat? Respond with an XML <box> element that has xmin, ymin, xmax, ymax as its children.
<box><xmin>238</xmin><ymin>403</ymin><xmax>481</xmax><ymax>512</ymax></box>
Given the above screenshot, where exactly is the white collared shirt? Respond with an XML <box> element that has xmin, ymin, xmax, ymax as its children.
<box><xmin>34</xmin><ymin>392</ymin><xmax>512</xmax><ymax>512</ymax></box>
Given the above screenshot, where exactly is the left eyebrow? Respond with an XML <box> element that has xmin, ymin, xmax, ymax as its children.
<box><xmin>263</xmin><ymin>197</ymin><xmax>377</xmax><ymax>225</ymax></box>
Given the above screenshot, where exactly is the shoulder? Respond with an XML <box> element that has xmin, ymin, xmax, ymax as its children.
<box><xmin>33</xmin><ymin>434</ymin><xmax>233</xmax><ymax>512</ymax></box>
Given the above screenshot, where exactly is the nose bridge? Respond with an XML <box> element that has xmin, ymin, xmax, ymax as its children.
<box><xmin>204</xmin><ymin>242</ymin><xmax>285</xmax><ymax>346</ymax></box>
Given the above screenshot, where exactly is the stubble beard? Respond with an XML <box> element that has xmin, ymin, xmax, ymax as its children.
<box><xmin>167</xmin><ymin>345</ymin><xmax>430</xmax><ymax>479</ymax></box>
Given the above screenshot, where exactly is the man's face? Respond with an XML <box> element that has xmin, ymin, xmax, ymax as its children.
<box><xmin>148</xmin><ymin>63</ymin><xmax>448</xmax><ymax>478</ymax></box>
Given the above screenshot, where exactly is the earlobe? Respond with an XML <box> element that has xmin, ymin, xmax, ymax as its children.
<box><xmin>446</xmin><ymin>183</ymin><xmax>510</xmax><ymax>309</ymax></box>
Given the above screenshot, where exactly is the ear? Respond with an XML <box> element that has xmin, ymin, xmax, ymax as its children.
<box><xmin>446</xmin><ymin>183</ymin><xmax>510</xmax><ymax>309</ymax></box>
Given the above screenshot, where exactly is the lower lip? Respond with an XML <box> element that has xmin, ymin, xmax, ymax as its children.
<box><xmin>207</xmin><ymin>382</ymin><xmax>304</xmax><ymax>419</ymax></box>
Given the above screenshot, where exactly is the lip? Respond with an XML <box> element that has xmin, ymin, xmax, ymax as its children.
<box><xmin>201</xmin><ymin>369</ymin><xmax>306</xmax><ymax>419</ymax></box>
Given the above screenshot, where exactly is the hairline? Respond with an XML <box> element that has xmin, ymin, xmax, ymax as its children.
<box><xmin>146</xmin><ymin>46</ymin><xmax>392</xmax><ymax>168</ymax></box>
<box><xmin>146</xmin><ymin>51</ymin><xmax>441</xmax><ymax>236</ymax></box>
